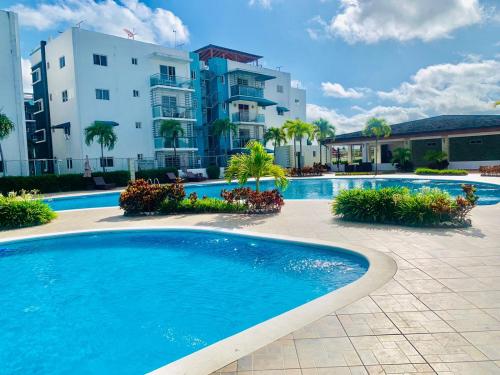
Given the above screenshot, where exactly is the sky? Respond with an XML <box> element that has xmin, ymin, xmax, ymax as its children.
<box><xmin>3</xmin><ymin>0</ymin><xmax>500</xmax><ymax>134</ymax></box>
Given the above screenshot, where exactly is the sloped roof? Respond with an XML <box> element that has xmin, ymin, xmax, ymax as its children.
<box><xmin>332</xmin><ymin>115</ymin><xmax>500</xmax><ymax>143</ymax></box>
<box><xmin>194</xmin><ymin>44</ymin><xmax>262</xmax><ymax>63</ymax></box>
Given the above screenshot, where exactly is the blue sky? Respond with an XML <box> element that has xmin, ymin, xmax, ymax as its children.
<box><xmin>3</xmin><ymin>0</ymin><xmax>500</xmax><ymax>133</ymax></box>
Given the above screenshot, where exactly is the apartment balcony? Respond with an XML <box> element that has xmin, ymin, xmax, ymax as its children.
<box><xmin>154</xmin><ymin>137</ymin><xmax>197</xmax><ymax>149</ymax></box>
<box><xmin>232</xmin><ymin>138</ymin><xmax>264</xmax><ymax>149</ymax></box>
<box><xmin>152</xmin><ymin>105</ymin><xmax>196</xmax><ymax>120</ymax></box>
<box><xmin>228</xmin><ymin>84</ymin><xmax>277</xmax><ymax>107</ymax></box>
<box><xmin>150</xmin><ymin>74</ymin><xmax>194</xmax><ymax>90</ymax></box>
<box><xmin>231</xmin><ymin>112</ymin><xmax>265</xmax><ymax>124</ymax></box>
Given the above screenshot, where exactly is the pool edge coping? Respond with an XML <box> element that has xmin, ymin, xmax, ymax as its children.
<box><xmin>0</xmin><ymin>226</ymin><xmax>396</xmax><ymax>375</ymax></box>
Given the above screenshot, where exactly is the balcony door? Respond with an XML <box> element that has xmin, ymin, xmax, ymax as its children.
<box><xmin>160</xmin><ymin>65</ymin><xmax>176</xmax><ymax>83</ymax></box>
<box><xmin>238</xmin><ymin>104</ymin><xmax>249</xmax><ymax>122</ymax></box>
<box><xmin>162</xmin><ymin>96</ymin><xmax>177</xmax><ymax>118</ymax></box>
<box><xmin>239</xmin><ymin>128</ymin><xmax>251</xmax><ymax>147</ymax></box>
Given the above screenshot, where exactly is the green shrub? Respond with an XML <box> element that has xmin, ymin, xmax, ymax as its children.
<box><xmin>0</xmin><ymin>171</ymin><xmax>130</xmax><ymax>195</ymax></box>
<box><xmin>160</xmin><ymin>197</ymin><xmax>246</xmax><ymax>214</ymax></box>
<box><xmin>206</xmin><ymin>164</ymin><xmax>220</xmax><ymax>179</ymax></box>
<box><xmin>119</xmin><ymin>179</ymin><xmax>169</xmax><ymax>215</ymax></box>
<box><xmin>415</xmin><ymin>168</ymin><xmax>468</xmax><ymax>176</ymax></box>
<box><xmin>332</xmin><ymin>185</ymin><xmax>477</xmax><ymax>227</ymax></box>
<box><xmin>135</xmin><ymin>168</ymin><xmax>178</xmax><ymax>183</ymax></box>
<box><xmin>0</xmin><ymin>191</ymin><xmax>57</xmax><ymax>229</ymax></box>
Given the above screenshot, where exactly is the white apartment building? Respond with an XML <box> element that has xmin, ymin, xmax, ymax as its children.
<box><xmin>30</xmin><ymin>27</ymin><xmax>199</xmax><ymax>174</ymax></box>
<box><xmin>0</xmin><ymin>10</ymin><xmax>28</xmax><ymax>176</ymax></box>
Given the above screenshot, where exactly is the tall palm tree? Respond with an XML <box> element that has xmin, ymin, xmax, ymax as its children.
<box><xmin>284</xmin><ymin>119</ymin><xmax>314</xmax><ymax>173</ymax></box>
<box><xmin>225</xmin><ymin>140</ymin><xmax>288</xmax><ymax>192</ymax></box>
<box><xmin>362</xmin><ymin>117</ymin><xmax>391</xmax><ymax>175</ymax></box>
<box><xmin>212</xmin><ymin>118</ymin><xmax>237</xmax><ymax>164</ymax></box>
<box><xmin>313</xmin><ymin>118</ymin><xmax>336</xmax><ymax>165</ymax></box>
<box><xmin>84</xmin><ymin>121</ymin><xmax>118</xmax><ymax>173</ymax></box>
<box><xmin>159</xmin><ymin>119</ymin><xmax>184</xmax><ymax>167</ymax></box>
<box><xmin>0</xmin><ymin>113</ymin><xmax>15</xmax><ymax>177</ymax></box>
<box><xmin>283</xmin><ymin>120</ymin><xmax>298</xmax><ymax>168</ymax></box>
<box><xmin>264</xmin><ymin>127</ymin><xmax>286</xmax><ymax>163</ymax></box>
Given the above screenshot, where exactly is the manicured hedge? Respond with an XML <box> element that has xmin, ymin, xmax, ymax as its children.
<box><xmin>0</xmin><ymin>171</ymin><xmax>130</xmax><ymax>195</ymax></box>
<box><xmin>332</xmin><ymin>186</ymin><xmax>477</xmax><ymax>227</ymax></box>
<box><xmin>160</xmin><ymin>197</ymin><xmax>246</xmax><ymax>214</ymax></box>
<box><xmin>135</xmin><ymin>168</ymin><xmax>178</xmax><ymax>183</ymax></box>
<box><xmin>415</xmin><ymin>168</ymin><xmax>468</xmax><ymax>176</ymax></box>
<box><xmin>0</xmin><ymin>193</ymin><xmax>57</xmax><ymax>229</ymax></box>
<box><xmin>206</xmin><ymin>165</ymin><xmax>221</xmax><ymax>179</ymax></box>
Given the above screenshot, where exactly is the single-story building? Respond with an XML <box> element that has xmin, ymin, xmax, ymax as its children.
<box><xmin>325</xmin><ymin>115</ymin><xmax>500</xmax><ymax>170</ymax></box>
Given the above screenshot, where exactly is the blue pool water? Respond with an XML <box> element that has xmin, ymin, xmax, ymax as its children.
<box><xmin>45</xmin><ymin>178</ymin><xmax>500</xmax><ymax>211</ymax></box>
<box><xmin>0</xmin><ymin>230</ymin><xmax>368</xmax><ymax>374</ymax></box>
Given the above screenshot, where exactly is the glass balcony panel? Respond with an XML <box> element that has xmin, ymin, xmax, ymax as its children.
<box><xmin>231</xmin><ymin>112</ymin><xmax>265</xmax><ymax>123</ymax></box>
<box><xmin>231</xmin><ymin>138</ymin><xmax>264</xmax><ymax>149</ymax></box>
<box><xmin>150</xmin><ymin>74</ymin><xmax>193</xmax><ymax>89</ymax></box>
<box><xmin>230</xmin><ymin>85</ymin><xmax>264</xmax><ymax>98</ymax></box>
<box><xmin>154</xmin><ymin>137</ymin><xmax>197</xmax><ymax>149</ymax></box>
<box><xmin>152</xmin><ymin>105</ymin><xmax>195</xmax><ymax>119</ymax></box>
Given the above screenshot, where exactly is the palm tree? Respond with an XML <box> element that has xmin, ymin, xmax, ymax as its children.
<box><xmin>284</xmin><ymin>119</ymin><xmax>314</xmax><ymax>173</ymax></box>
<box><xmin>362</xmin><ymin>117</ymin><xmax>391</xmax><ymax>175</ymax></box>
<box><xmin>159</xmin><ymin>119</ymin><xmax>184</xmax><ymax>167</ymax></box>
<box><xmin>264</xmin><ymin>127</ymin><xmax>286</xmax><ymax>163</ymax></box>
<box><xmin>391</xmin><ymin>147</ymin><xmax>412</xmax><ymax>172</ymax></box>
<box><xmin>212</xmin><ymin>118</ymin><xmax>237</xmax><ymax>164</ymax></box>
<box><xmin>283</xmin><ymin>120</ymin><xmax>298</xmax><ymax>168</ymax></box>
<box><xmin>0</xmin><ymin>113</ymin><xmax>15</xmax><ymax>177</ymax></box>
<box><xmin>84</xmin><ymin>121</ymin><xmax>118</xmax><ymax>173</ymax></box>
<box><xmin>225</xmin><ymin>140</ymin><xmax>288</xmax><ymax>192</ymax></box>
<box><xmin>313</xmin><ymin>118</ymin><xmax>336</xmax><ymax>165</ymax></box>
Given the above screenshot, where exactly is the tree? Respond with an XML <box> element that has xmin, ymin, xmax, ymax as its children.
<box><xmin>362</xmin><ymin>117</ymin><xmax>391</xmax><ymax>175</ymax></box>
<box><xmin>391</xmin><ymin>147</ymin><xmax>413</xmax><ymax>172</ymax></box>
<box><xmin>84</xmin><ymin>121</ymin><xmax>118</xmax><ymax>173</ymax></box>
<box><xmin>284</xmin><ymin>119</ymin><xmax>314</xmax><ymax>173</ymax></box>
<box><xmin>264</xmin><ymin>127</ymin><xmax>286</xmax><ymax>163</ymax></box>
<box><xmin>159</xmin><ymin>119</ymin><xmax>184</xmax><ymax>167</ymax></box>
<box><xmin>313</xmin><ymin>118</ymin><xmax>336</xmax><ymax>165</ymax></box>
<box><xmin>0</xmin><ymin>113</ymin><xmax>15</xmax><ymax>177</ymax></box>
<box><xmin>225</xmin><ymin>140</ymin><xmax>288</xmax><ymax>192</ymax></box>
<box><xmin>212</xmin><ymin>118</ymin><xmax>237</xmax><ymax>164</ymax></box>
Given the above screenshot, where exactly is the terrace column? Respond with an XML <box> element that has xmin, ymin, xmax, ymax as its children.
<box><xmin>442</xmin><ymin>136</ymin><xmax>449</xmax><ymax>158</ymax></box>
<box><xmin>376</xmin><ymin>143</ymin><xmax>382</xmax><ymax>164</ymax></box>
<box><xmin>362</xmin><ymin>143</ymin><xmax>369</xmax><ymax>162</ymax></box>
<box><xmin>347</xmin><ymin>145</ymin><xmax>353</xmax><ymax>163</ymax></box>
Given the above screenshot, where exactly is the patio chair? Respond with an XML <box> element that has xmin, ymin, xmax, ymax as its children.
<box><xmin>93</xmin><ymin>176</ymin><xmax>116</xmax><ymax>190</ymax></box>
<box><xmin>166</xmin><ymin>172</ymin><xmax>183</xmax><ymax>183</ymax></box>
<box><xmin>185</xmin><ymin>171</ymin><xmax>206</xmax><ymax>182</ymax></box>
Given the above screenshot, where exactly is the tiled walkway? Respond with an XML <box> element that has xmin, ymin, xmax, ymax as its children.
<box><xmin>1</xmin><ymin>182</ymin><xmax>500</xmax><ymax>374</ymax></box>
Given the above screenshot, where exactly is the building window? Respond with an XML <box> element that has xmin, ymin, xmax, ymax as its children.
<box><xmin>277</xmin><ymin>108</ymin><xmax>285</xmax><ymax>116</ymax></box>
<box><xmin>62</xmin><ymin>90</ymin><xmax>68</xmax><ymax>102</ymax></box>
<box><xmin>313</xmin><ymin>151</ymin><xmax>317</xmax><ymax>157</ymax></box>
<box><xmin>426</xmin><ymin>142</ymin><xmax>437</xmax><ymax>147</ymax></box>
<box><xmin>131</xmin><ymin>57</ymin><xmax>138</xmax><ymax>65</ymax></box>
<box><xmin>100</xmin><ymin>157</ymin><xmax>114</xmax><ymax>167</ymax></box>
<box><xmin>64</xmin><ymin>126</ymin><xmax>71</xmax><ymax>136</ymax></box>
<box><xmin>59</xmin><ymin>56</ymin><xmax>66</xmax><ymax>68</ymax></box>
<box><xmin>237</xmin><ymin>77</ymin><xmax>248</xmax><ymax>86</ymax></box>
<box><xmin>277</xmin><ymin>84</ymin><xmax>284</xmax><ymax>93</ymax></box>
<box><xmin>190</xmin><ymin>70</ymin><xmax>196</xmax><ymax>80</ymax></box>
<box><xmin>137</xmin><ymin>153</ymin><xmax>143</xmax><ymax>160</ymax></box>
<box><xmin>294</xmin><ymin>98</ymin><xmax>300</xmax><ymax>103</ymax></box>
<box><xmin>95</xmin><ymin>89</ymin><xmax>110</xmax><ymax>100</ymax></box>
<box><xmin>133</xmin><ymin>90</ymin><xmax>140</xmax><ymax>97</ymax></box>
<box><xmin>49</xmin><ymin>93</ymin><xmax>53</xmax><ymax>101</ymax></box>
<box><xmin>33</xmin><ymin>99</ymin><xmax>44</xmax><ymax>114</ymax></box>
<box><xmin>135</xmin><ymin>122</ymin><xmax>142</xmax><ymax>129</ymax></box>
<box><xmin>46</xmin><ymin>62</ymin><xmax>50</xmax><ymax>70</ymax></box>
<box><xmin>31</xmin><ymin>69</ymin><xmax>41</xmax><ymax>84</ymax></box>
<box><xmin>469</xmin><ymin>139</ymin><xmax>483</xmax><ymax>145</ymax></box>
<box><xmin>93</xmin><ymin>54</ymin><xmax>108</xmax><ymax>66</ymax></box>
<box><xmin>219</xmin><ymin>75</ymin><xmax>225</xmax><ymax>84</ymax></box>
<box><xmin>66</xmin><ymin>158</ymin><xmax>73</xmax><ymax>169</ymax></box>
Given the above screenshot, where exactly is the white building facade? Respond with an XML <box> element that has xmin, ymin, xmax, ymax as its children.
<box><xmin>0</xmin><ymin>10</ymin><xmax>28</xmax><ymax>176</ymax></box>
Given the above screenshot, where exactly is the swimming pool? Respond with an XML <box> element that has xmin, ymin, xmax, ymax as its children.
<box><xmin>45</xmin><ymin>177</ymin><xmax>500</xmax><ymax>210</ymax></box>
<box><xmin>0</xmin><ymin>229</ymin><xmax>368</xmax><ymax>374</ymax></box>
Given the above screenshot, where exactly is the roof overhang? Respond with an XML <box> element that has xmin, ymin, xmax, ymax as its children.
<box><xmin>149</xmin><ymin>52</ymin><xmax>192</xmax><ymax>63</ymax></box>
<box><xmin>227</xmin><ymin>96</ymin><xmax>277</xmax><ymax>107</ymax></box>
<box><xmin>227</xmin><ymin>68</ymin><xmax>275</xmax><ymax>81</ymax></box>
<box><xmin>194</xmin><ymin>44</ymin><xmax>262</xmax><ymax>63</ymax></box>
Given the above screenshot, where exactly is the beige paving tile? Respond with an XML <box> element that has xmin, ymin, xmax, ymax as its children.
<box><xmin>406</xmin><ymin>332</ymin><xmax>487</xmax><ymax>362</ymax></box>
<box><xmin>398</xmin><ymin>279</ymin><xmax>451</xmax><ymax>294</ymax></box>
<box><xmin>295</xmin><ymin>337</ymin><xmax>362</xmax><ymax>368</ymax></box>
<box><xmin>430</xmin><ymin>361</ymin><xmax>500</xmax><ymax>374</ymax></box>
<box><xmin>415</xmin><ymin>293</ymin><xmax>476</xmax><ymax>311</ymax></box>
<box><xmin>484</xmin><ymin>308</ymin><xmax>500</xmax><ymax>321</ymax></box>
<box><xmin>369</xmin><ymin>280</ymin><xmax>409</xmax><ymax>296</ymax></box>
<box><xmin>461</xmin><ymin>331</ymin><xmax>500</xmax><ymax>360</ymax></box>
<box><xmin>301</xmin><ymin>367</ymin><xmax>367</xmax><ymax>375</ymax></box>
<box><xmin>366</xmin><ymin>363</ymin><xmax>435</xmax><ymax>374</ymax></box>
<box><xmin>476</xmin><ymin>277</ymin><xmax>500</xmax><ymax>290</ymax></box>
<box><xmin>338</xmin><ymin>313</ymin><xmax>400</xmax><ymax>336</ymax></box>
<box><xmin>416</xmin><ymin>266</ymin><xmax>469</xmax><ymax>279</ymax></box>
<box><xmin>350</xmin><ymin>335</ymin><xmax>425</xmax><ymax>365</ymax></box>
<box><xmin>459</xmin><ymin>291</ymin><xmax>500</xmax><ymax>309</ymax></box>
<box><xmin>237</xmin><ymin>339</ymin><xmax>299</xmax><ymax>371</ymax></box>
<box><xmin>293</xmin><ymin>316</ymin><xmax>346</xmax><ymax>339</ymax></box>
<box><xmin>336</xmin><ymin>297</ymin><xmax>382</xmax><ymax>314</ymax></box>
<box><xmin>371</xmin><ymin>294</ymin><xmax>428</xmax><ymax>313</ymax></box>
<box><xmin>386</xmin><ymin>311</ymin><xmax>454</xmax><ymax>334</ymax></box>
<box><xmin>435</xmin><ymin>309</ymin><xmax>500</xmax><ymax>332</ymax></box>
<box><xmin>457</xmin><ymin>266</ymin><xmax>500</xmax><ymax>278</ymax></box>
<box><xmin>393</xmin><ymin>269</ymin><xmax>432</xmax><ymax>281</ymax></box>
<box><xmin>436</xmin><ymin>278</ymin><xmax>492</xmax><ymax>292</ymax></box>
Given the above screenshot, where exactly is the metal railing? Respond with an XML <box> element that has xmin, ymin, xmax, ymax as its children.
<box><xmin>154</xmin><ymin>137</ymin><xmax>197</xmax><ymax>149</ymax></box>
<box><xmin>152</xmin><ymin>105</ymin><xmax>195</xmax><ymax>119</ymax></box>
<box><xmin>230</xmin><ymin>85</ymin><xmax>264</xmax><ymax>98</ymax></box>
<box><xmin>231</xmin><ymin>112</ymin><xmax>265</xmax><ymax>123</ymax></box>
<box><xmin>150</xmin><ymin>74</ymin><xmax>193</xmax><ymax>90</ymax></box>
<box><xmin>231</xmin><ymin>138</ymin><xmax>264</xmax><ymax>149</ymax></box>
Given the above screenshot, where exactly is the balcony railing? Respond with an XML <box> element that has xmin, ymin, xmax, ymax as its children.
<box><xmin>154</xmin><ymin>137</ymin><xmax>197</xmax><ymax>149</ymax></box>
<box><xmin>152</xmin><ymin>105</ymin><xmax>195</xmax><ymax>119</ymax></box>
<box><xmin>232</xmin><ymin>138</ymin><xmax>264</xmax><ymax>149</ymax></box>
<box><xmin>231</xmin><ymin>112</ymin><xmax>265</xmax><ymax>123</ymax></box>
<box><xmin>230</xmin><ymin>85</ymin><xmax>264</xmax><ymax>98</ymax></box>
<box><xmin>150</xmin><ymin>74</ymin><xmax>193</xmax><ymax>90</ymax></box>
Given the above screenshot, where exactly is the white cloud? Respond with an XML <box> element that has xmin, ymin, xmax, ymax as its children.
<box><xmin>313</xmin><ymin>0</ymin><xmax>483</xmax><ymax>43</ymax></box>
<box><xmin>307</xmin><ymin>103</ymin><xmax>426</xmax><ymax>134</ymax></box>
<box><xmin>21</xmin><ymin>58</ymin><xmax>32</xmax><ymax>94</ymax></box>
<box><xmin>9</xmin><ymin>0</ymin><xmax>189</xmax><ymax>46</ymax></box>
<box><xmin>378</xmin><ymin>59</ymin><xmax>500</xmax><ymax>113</ymax></box>
<box><xmin>321</xmin><ymin>82</ymin><xmax>365</xmax><ymax>98</ymax></box>
<box><xmin>248</xmin><ymin>0</ymin><xmax>273</xmax><ymax>9</ymax></box>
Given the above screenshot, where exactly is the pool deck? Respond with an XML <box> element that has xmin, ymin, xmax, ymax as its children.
<box><xmin>2</xmin><ymin>174</ymin><xmax>500</xmax><ymax>374</ymax></box>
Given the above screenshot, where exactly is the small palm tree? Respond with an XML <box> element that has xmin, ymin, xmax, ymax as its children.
<box><xmin>264</xmin><ymin>127</ymin><xmax>286</xmax><ymax>163</ymax></box>
<box><xmin>225</xmin><ymin>140</ymin><xmax>288</xmax><ymax>192</ymax></box>
<box><xmin>0</xmin><ymin>113</ymin><xmax>15</xmax><ymax>177</ymax></box>
<box><xmin>391</xmin><ymin>147</ymin><xmax>412</xmax><ymax>172</ymax></box>
<box><xmin>159</xmin><ymin>119</ymin><xmax>185</xmax><ymax>167</ymax></box>
<box><xmin>84</xmin><ymin>121</ymin><xmax>118</xmax><ymax>173</ymax></box>
<box><xmin>313</xmin><ymin>118</ymin><xmax>336</xmax><ymax>165</ymax></box>
<box><xmin>362</xmin><ymin>117</ymin><xmax>391</xmax><ymax>175</ymax></box>
<box><xmin>284</xmin><ymin>119</ymin><xmax>314</xmax><ymax>172</ymax></box>
<box><xmin>212</xmin><ymin>118</ymin><xmax>237</xmax><ymax>164</ymax></box>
